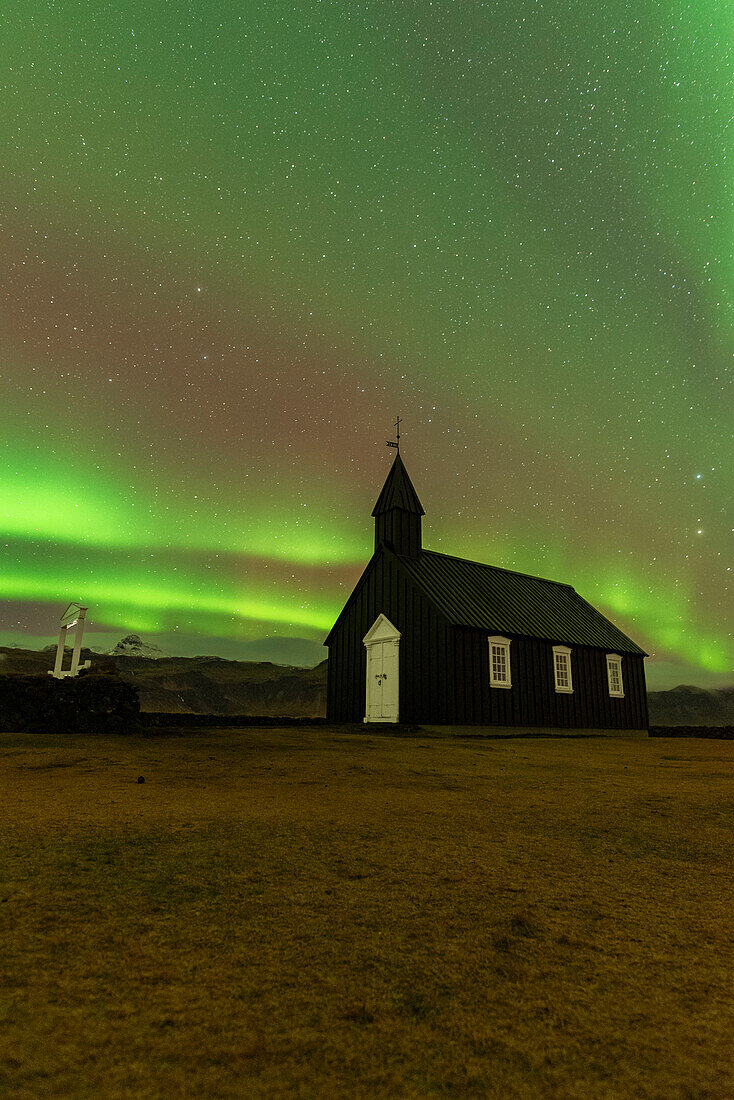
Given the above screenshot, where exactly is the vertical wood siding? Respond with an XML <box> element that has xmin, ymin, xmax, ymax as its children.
<box><xmin>327</xmin><ymin>557</ymin><xmax>648</xmax><ymax>729</ymax></box>
<box><xmin>374</xmin><ymin>509</ymin><xmax>421</xmax><ymax>558</ymax></box>
<box><xmin>450</xmin><ymin>627</ymin><xmax>648</xmax><ymax>729</ymax></box>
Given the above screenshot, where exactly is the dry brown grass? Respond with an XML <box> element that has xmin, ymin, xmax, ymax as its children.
<box><xmin>0</xmin><ymin>727</ymin><xmax>732</xmax><ymax>1099</ymax></box>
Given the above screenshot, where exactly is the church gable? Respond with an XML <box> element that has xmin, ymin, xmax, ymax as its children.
<box><xmin>324</xmin><ymin>543</ymin><xmax>448</xmax><ymax>648</ymax></box>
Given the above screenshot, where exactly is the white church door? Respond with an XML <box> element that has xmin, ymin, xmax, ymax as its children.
<box><xmin>363</xmin><ymin>614</ymin><xmax>401</xmax><ymax>723</ymax></box>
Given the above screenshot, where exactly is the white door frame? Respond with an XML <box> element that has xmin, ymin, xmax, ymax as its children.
<box><xmin>363</xmin><ymin>614</ymin><xmax>401</xmax><ymax>723</ymax></box>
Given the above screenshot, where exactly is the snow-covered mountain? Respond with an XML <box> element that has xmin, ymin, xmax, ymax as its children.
<box><xmin>108</xmin><ymin>634</ymin><xmax>167</xmax><ymax>658</ymax></box>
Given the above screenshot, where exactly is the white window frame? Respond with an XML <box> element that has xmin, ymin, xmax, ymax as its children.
<box><xmin>552</xmin><ymin>645</ymin><xmax>573</xmax><ymax>693</ymax></box>
<box><xmin>488</xmin><ymin>636</ymin><xmax>512</xmax><ymax>689</ymax></box>
<box><xmin>606</xmin><ymin>653</ymin><xmax>624</xmax><ymax>698</ymax></box>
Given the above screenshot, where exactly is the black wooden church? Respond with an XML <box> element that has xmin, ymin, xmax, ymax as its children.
<box><xmin>325</xmin><ymin>452</ymin><xmax>648</xmax><ymax>732</ymax></box>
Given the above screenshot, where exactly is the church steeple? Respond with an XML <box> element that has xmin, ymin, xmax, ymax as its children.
<box><xmin>372</xmin><ymin>453</ymin><xmax>424</xmax><ymax>557</ymax></box>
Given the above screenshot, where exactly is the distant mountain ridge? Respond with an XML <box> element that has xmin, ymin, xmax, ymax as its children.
<box><xmin>0</xmin><ymin>645</ymin><xmax>326</xmax><ymax>717</ymax></box>
<box><xmin>1</xmin><ymin>643</ymin><xmax>732</xmax><ymax>724</ymax></box>
<box><xmin>647</xmin><ymin>685</ymin><xmax>734</xmax><ymax>727</ymax></box>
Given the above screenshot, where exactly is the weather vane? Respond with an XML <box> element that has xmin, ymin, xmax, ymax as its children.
<box><xmin>386</xmin><ymin>415</ymin><xmax>402</xmax><ymax>453</ymax></box>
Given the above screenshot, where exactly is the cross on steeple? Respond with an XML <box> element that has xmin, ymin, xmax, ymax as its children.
<box><xmin>386</xmin><ymin>415</ymin><xmax>402</xmax><ymax>453</ymax></box>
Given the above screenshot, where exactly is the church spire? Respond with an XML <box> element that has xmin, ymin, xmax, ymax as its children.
<box><xmin>372</xmin><ymin>453</ymin><xmax>424</xmax><ymax>556</ymax></box>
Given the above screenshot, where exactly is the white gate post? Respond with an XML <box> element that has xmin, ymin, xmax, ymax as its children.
<box><xmin>53</xmin><ymin>625</ymin><xmax>68</xmax><ymax>677</ymax></box>
<box><xmin>70</xmin><ymin>607</ymin><xmax>87</xmax><ymax>675</ymax></box>
<box><xmin>49</xmin><ymin>604</ymin><xmax>91</xmax><ymax>678</ymax></box>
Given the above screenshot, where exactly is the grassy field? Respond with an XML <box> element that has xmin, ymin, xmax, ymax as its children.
<box><xmin>1</xmin><ymin>727</ymin><xmax>732</xmax><ymax>1099</ymax></box>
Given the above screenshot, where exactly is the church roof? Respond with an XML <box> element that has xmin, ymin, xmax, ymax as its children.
<box><xmin>396</xmin><ymin>549</ymin><xmax>646</xmax><ymax>654</ymax></box>
<box><xmin>372</xmin><ymin>454</ymin><xmax>425</xmax><ymax>517</ymax></box>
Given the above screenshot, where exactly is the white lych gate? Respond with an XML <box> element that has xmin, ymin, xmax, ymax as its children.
<box><xmin>49</xmin><ymin>603</ymin><xmax>92</xmax><ymax>679</ymax></box>
<box><xmin>363</xmin><ymin>613</ymin><xmax>400</xmax><ymax>723</ymax></box>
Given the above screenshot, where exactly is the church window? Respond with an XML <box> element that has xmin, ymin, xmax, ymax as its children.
<box><xmin>606</xmin><ymin>654</ymin><xmax>624</xmax><ymax>697</ymax></box>
<box><xmin>489</xmin><ymin>636</ymin><xmax>512</xmax><ymax>688</ymax></box>
<box><xmin>553</xmin><ymin>646</ymin><xmax>573</xmax><ymax>693</ymax></box>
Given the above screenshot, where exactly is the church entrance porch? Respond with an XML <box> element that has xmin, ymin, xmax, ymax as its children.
<box><xmin>363</xmin><ymin>614</ymin><xmax>400</xmax><ymax>723</ymax></box>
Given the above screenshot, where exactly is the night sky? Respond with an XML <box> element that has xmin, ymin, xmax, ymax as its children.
<box><xmin>2</xmin><ymin>2</ymin><xmax>730</xmax><ymax>688</ymax></box>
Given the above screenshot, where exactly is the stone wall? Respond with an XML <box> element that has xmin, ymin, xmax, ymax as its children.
<box><xmin>0</xmin><ymin>667</ymin><xmax>141</xmax><ymax>734</ymax></box>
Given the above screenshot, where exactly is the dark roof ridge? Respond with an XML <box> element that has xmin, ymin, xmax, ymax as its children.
<box><xmin>413</xmin><ymin>547</ymin><xmax>576</xmax><ymax>590</ymax></box>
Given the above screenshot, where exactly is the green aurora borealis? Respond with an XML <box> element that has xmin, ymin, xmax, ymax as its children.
<box><xmin>1</xmin><ymin>1</ymin><xmax>731</xmax><ymax>686</ymax></box>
